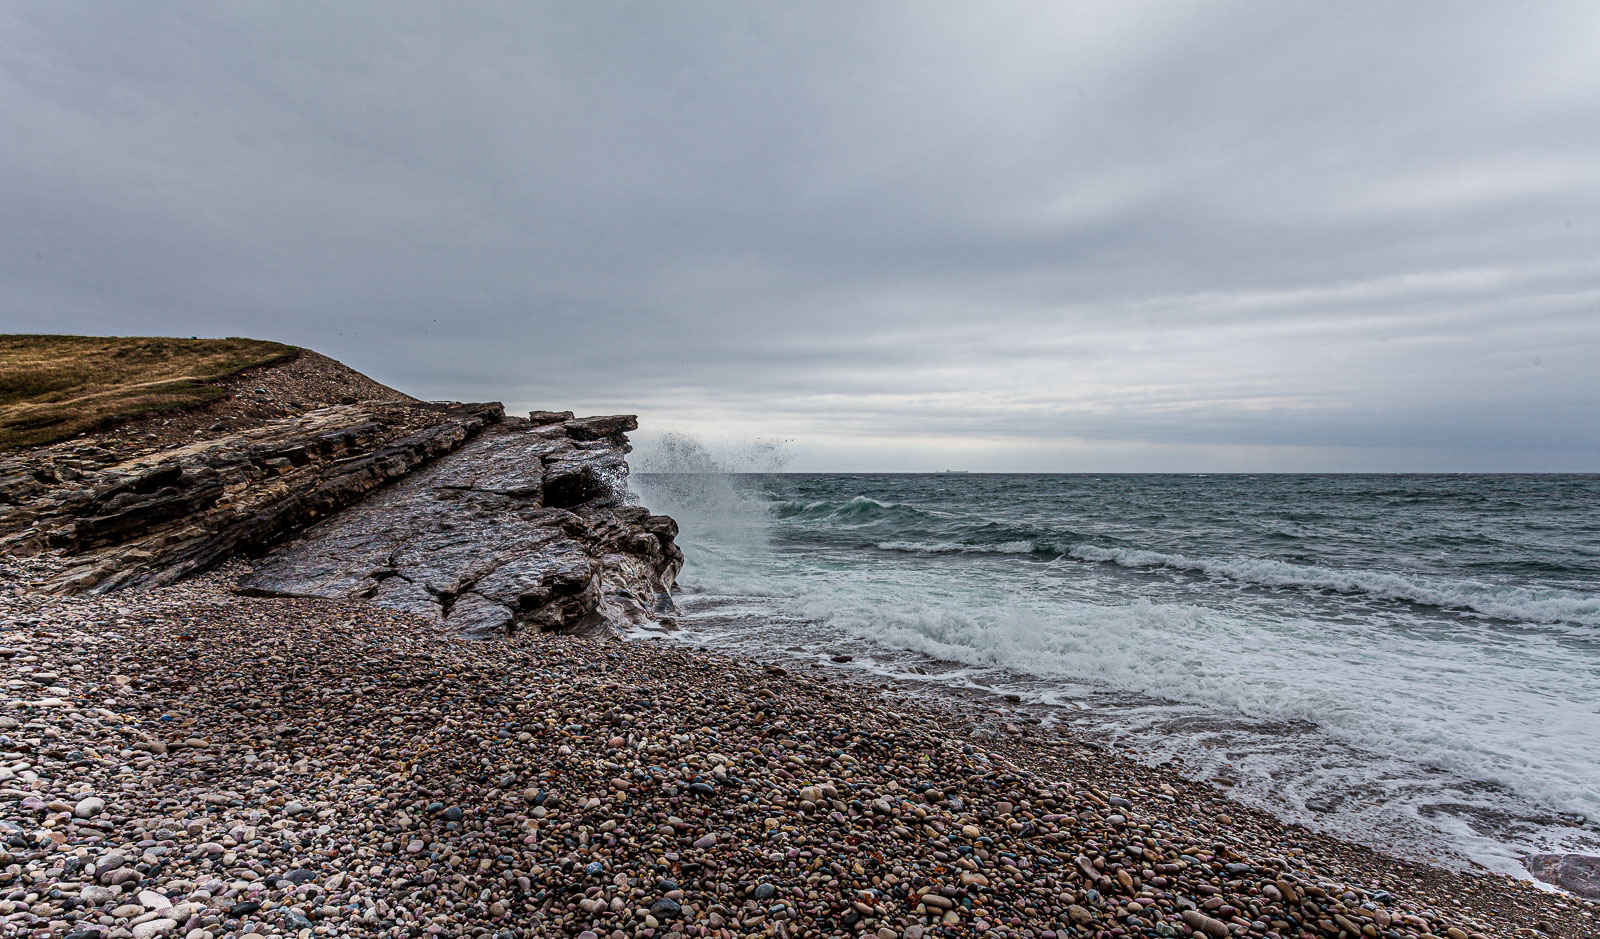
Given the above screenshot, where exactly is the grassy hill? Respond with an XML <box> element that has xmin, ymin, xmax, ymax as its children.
<box><xmin>0</xmin><ymin>335</ymin><xmax>298</xmax><ymax>450</ymax></box>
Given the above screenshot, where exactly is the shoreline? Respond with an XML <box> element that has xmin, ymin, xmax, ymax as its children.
<box><xmin>1</xmin><ymin>557</ymin><xmax>1594</xmax><ymax>938</ymax></box>
<box><xmin>639</xmin><ymin>618</ymin><xmax>1598</xmax><ymax>912</ymax></box>
<box><xmin>649</xmin><ymin>590</ymin><xmax>1599</xmax><ymax>890</ymax></box>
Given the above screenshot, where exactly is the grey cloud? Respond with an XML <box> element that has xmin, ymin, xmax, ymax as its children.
<box><xmin>1</xmin><ymin>1</ymin><xmax>1596</xmax><ymax>470</ymax></box>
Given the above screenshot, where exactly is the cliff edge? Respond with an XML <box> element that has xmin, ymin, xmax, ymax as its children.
<box><xmin>0</xmin><ymin>337</ymin><xmax>681</xmax><ymax>636</ymax></box>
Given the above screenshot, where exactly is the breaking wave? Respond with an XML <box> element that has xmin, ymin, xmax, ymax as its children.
<box><xmin>1066</xmin><ymin>544</ymin><xmax>1600</xmax><ymax>628</ymax></box>
<box><xmin>772</xmin><ymin>496</ymin><xmax>948</xmax><ymax>525</ymax></box>
<box><xmin>768</xmin><ymin>491</ymin><xmax>1599</xmax><ymax>627</ymax></box>
<box><xmin>648</xmin><ymin>471</ymin><xmax>1600</xmax><ymax>878</ymax></box>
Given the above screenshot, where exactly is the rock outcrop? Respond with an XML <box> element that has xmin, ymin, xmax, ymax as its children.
<box><xmin>0</xmin><ymin>402</ymin><xmax>502</xmax><ymax>593</ymax></box>
<box><xmin>1527</xmin><ymin>853</ymin><xmax>1600</xmax><ymax>901</ymax></box>
<box><xmin>0</xmin><ymin>345</ymin><xmax>683</xmax><ymax>638</ymax></box>
<box><xmin>238</xmin><ymin>413</ymin><xmax>682</xmax><ymax>637</ymax></box>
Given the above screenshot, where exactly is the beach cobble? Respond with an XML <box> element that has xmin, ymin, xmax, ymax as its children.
<box><xmin>1</xmin><ymin>558</ymin><xmax>1592</xmax><ymax>939</ymax></box>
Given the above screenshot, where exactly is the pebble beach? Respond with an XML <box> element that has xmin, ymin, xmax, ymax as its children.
<box><xmin>1</xmin><ymin>556</ymin><xmax>1593</xmax><ymax>939</ymax></box>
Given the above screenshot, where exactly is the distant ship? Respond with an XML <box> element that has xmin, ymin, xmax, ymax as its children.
<box><xmin>938</xmin><ymin>469</ymin><xmax>970</xmax><ymax>474</ymax></box>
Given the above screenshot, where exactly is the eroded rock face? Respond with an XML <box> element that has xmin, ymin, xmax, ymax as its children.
<box><xmin>2</xmin><ymin>401</ymin><xmax>681</xmax><ymax>637</ymax></box>
<box><xmin>238</xmin><ymin>413</ymin><xmax>682</xmax><ymax>637</ymax></box>
<box><xmin>0</xmin><ymin>402</ymin><xmax>502</xmax><ymax>593</ymax></box>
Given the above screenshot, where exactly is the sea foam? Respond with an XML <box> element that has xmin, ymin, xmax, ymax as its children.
<box><xmin>1065</xmin><ymin>544</ymin><xmax>1600</xmax><ymax>627</ymax></box>
<box><xmin>642</xmin><ymin>470</ymin><xmax>1600</xmax><ymax>877</ymax></box>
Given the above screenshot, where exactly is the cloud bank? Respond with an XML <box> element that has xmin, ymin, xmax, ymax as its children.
<box><xmin>2</xmin><ymin>2</ymin><xmax>1596</xmax><ymax>470</ymax></box>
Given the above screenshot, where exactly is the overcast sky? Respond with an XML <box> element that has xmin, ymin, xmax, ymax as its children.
<box><xmin>2</xmin><ymin>2</ymin><xmax>1596</xmax><ymax>471</ymax></box>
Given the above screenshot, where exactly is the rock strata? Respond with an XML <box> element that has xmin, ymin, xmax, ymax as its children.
<box><xmin>238</xmin><ymin>412</ymin><xmax>682</xmax><ymax>637</ymax></box>
<box><xmin>0</xmin><ymin>401</ymin><xmax>502</xmax><ymax>594</ymax></box>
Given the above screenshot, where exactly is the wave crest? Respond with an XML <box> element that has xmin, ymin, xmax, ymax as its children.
<box><xmin>773</xmin><ymin>495</ymin><xmax>945</xmax><ymax>525</ymax></box>
<box><xmin>877</xmin><ymin>539</ymin><xmax>1043</xmax><ymax>556</ymax></box>
<box><xmin>1067</xmin><ymin>544</ymin><xmax>1600</xmax><ymax>627</ymax></box>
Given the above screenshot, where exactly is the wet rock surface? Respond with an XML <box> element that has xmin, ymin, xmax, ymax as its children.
<box><xmin>1527</xmin><ymin>854</ymin><xmax>1600</xmax><ymax>901</ymax></box>
<box><xmin>238</xmin><ymin>413</ymin><xmax>682</xmax><ymax>637</ymax></box>
<box><xmin>0</xmin><ymin>401</ymin><xmax>502</xmax><ymax>594</ymax></box>
<box><xmin>0</xmin><ymin>562</ymin><xmax>1592</xmax><ymax>939</ymax></box>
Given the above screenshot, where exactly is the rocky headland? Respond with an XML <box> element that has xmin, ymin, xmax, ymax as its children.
<box><xmin>1</xmin><ymin>358</ymin><xmax>681</xmax><ymax>639</ymax></box>
<box><xmin>0</xmin><ymin>401</ymin><xmax>502</xmax><ymax>597</ymax></box>
<box><xmin>0</xmin><ymin>340</ymin><xmax>1594</xmax><ymax>939</ymax></box>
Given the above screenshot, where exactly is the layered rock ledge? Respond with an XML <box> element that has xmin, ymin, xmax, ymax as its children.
<box><xmin>0</xmin><ymin>402</ymin><xmax>501</xmax><ymax>594</ymax></box>
<box><xmin>238</xmin><ymin>412</ymin><xmax>683</xmax><ymax>637</ymax></box>
<box><xmin>0</xmin><ymin>402</ymin><xmax>682</xmax><ymax>636</ymax></box>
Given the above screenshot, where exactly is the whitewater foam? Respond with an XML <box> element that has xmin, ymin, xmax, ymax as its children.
<box><xmin>1066</xmin><ymin>544</ymin><xmax>1600</xmax><ymax>627</ymax></box>
<box><xmin>638</xmin><ymin>471</ymin><xmax>1600</xmax><ymax>878</ymax></box>
<box><xmin>876</xmin><ymin>539</ymin><xmax>1039</xmax><ymax>555</ymax></box>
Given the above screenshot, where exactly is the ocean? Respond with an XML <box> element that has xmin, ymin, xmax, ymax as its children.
<box><xmin>631</xmin><ymin>471</ymin><xmax>1600</xmax><ymax>882</ymax></box>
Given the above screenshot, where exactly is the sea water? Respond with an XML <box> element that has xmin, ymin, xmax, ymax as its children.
<box><xmin>630</xmin><ymin>471</ymin><xmax>1600</xmax><ymax>882</ymax></box>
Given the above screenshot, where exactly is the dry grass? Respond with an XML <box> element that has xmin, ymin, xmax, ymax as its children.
<box><xmin>0</xmin><ymin>335</ymin><xmax>297</xmax><ymax>450</ymax></box>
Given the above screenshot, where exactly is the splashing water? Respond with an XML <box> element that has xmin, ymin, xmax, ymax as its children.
<box><xmin>629</xmin><ymin>467</ymin><xmax>1600</xmax><ymax>884</ymax></box>
<box><xmin>628</xmin><ymin>433</ymin><xmax>788</xmax><ymax>570</ymax></box>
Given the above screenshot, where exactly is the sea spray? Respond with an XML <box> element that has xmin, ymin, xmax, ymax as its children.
<box><xmin>628</xmin><ymin>433</ymin><xmax>790</xmax><ymax>579</ymax></box>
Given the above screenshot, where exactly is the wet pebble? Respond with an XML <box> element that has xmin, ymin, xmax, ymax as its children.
<box><xmin>0</xmin><ymin>556</ymin><xmax>1579</xmax><ymax>939</ymax></box>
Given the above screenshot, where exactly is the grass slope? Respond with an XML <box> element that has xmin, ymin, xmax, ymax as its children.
<box><xmin>0</xmin><ymin>335</ymin><xmax>297</xmax><ymax>450</ymax></box>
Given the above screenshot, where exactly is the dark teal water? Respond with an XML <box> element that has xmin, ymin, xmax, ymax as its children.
<box><xmin>633</xmin><ymin>472</ymin><xmax>1600</xmax><ymax>878</ymax></box>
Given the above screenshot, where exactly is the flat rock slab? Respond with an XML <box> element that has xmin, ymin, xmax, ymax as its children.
<box><xmin>239</xmin><ymin>414</ymin><xmax>680</xmax><ymax>637</ymax></box>
<box><xmin>1527</xmin><ymin>853</ymin><xmax>1600</xmax><ymax>900</ymax></box>
<box><xmin>0</xmin><ymin>401</ymin><xmax>502</xmax><ymax>593</ymax></box>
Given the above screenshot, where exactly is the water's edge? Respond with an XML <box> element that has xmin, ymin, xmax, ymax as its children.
<box><xmin>631</xmin><ymin>471</ymin><xmax>1600</xmax><ymax>888</ymax></box>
